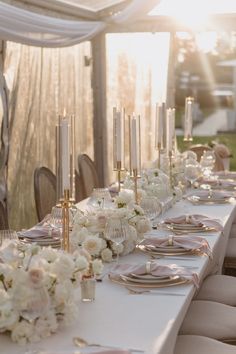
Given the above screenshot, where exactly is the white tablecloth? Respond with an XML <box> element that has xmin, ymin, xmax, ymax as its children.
<box><xmin>2</xmin><ymin>198</ymin><xmax>236</xmax><ymax>354</ymax></box>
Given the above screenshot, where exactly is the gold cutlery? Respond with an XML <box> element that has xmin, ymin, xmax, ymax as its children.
<box><xmin>73</xmin><ymin>336</ymin><xmax>144</xmax><ymax>352</ymax></box>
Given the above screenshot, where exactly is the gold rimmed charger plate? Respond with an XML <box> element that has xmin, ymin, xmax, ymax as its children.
<box><xmin>137</xmin><ymin>244</ymin><xmax>194</xmax><ymax>256</ymax></box>
<box><xmin>187</xmin><ymin>195</ymin><xmax>231</xmax><ymax>205</ymax></box>
<box><xmin>165</xmin><ymin>224</ymin><xmax>215</xmax><ymax>233</ymax></box>
<box><xmin>109</xmin><ymin>274</ymin><xmax>188</xmax><ymax>288</ymax></box>
<box><xmin>121</xmin><ymin>274</ymin><xmax>174</xmax><ymax>284</ymax></box>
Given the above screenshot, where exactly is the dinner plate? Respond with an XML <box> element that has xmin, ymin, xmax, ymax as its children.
<box><xmin>187</xmin><ymin>195</ymin><xmax>231</xmax><ymax>204</ymax></box>
<box><xmin>109</xmin><ymin>274</ymin><xmax>188</xmax><ymax>288</ymax></box>
<box><xmin>137</xmin><ymin>244</ymin><xmax>193</xmax><ymax>256</ymax></box>
<box><xmin>145</xmin><ymin>245</ymin><xmax>187</xmax><ymax>252</ymax></box>
<box><xmin>120</xmin><ymin>274</ymin><xmax>174</xmax><ymax>284</ymax></box>
<box><xmin>130</xmin><ymin>273</ymin><xmax>169</xmax><ymax>280</ymax></box>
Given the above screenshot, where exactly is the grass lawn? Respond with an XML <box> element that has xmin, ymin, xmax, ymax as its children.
<box><xmin>177</xmin><ymin>134</ymin><xmax>236</xmax><ymax>171</ymax></box>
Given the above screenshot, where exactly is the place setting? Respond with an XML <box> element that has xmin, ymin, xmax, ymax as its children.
<box><xmin>185</xmin><ymin>189</ymin><xmax>235</xmax><ymax>204</ymax></box>
<box><xmin>108</xmin><ymin>261</ymin><xmax>199</xmax><ymax>290</ymax></box>
<box><xmin>159</xmin><ymin>214</ymin><xmax>223</xmax><ymax>234</ymax></box>
<box><xmin>136</xmin><ymin>234</ymin><xmax>212</xmax><ymax>258</ymax></box>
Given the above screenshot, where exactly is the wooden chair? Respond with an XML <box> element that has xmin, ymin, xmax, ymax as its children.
<box><xmin>0</xmin><ymin>200</ymin><xmax>9</xmax><ymax>230</ymax></box>
<box><xmin>34</xmin><ymin>166</ymin><xmax>57</xmax><ymax>222</ymax></box>
<box><xmin>77</xmin><ymin>154</ymin><xmax>100</xmax><ymax>199</ymax></box>
<box><xmin>189</xmin><ymin>144</ymin><xmax>225</xmax><ymax>171</ymax></box>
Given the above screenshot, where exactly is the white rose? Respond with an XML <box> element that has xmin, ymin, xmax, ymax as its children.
<box><xmin>136</xmin><ymin>218</ymin><xmax>152</xmax><ymax>234</ymax></box>
<box><xmin>92</xmin><ymin>259</ymin><xmax>103</xmax><ymax>275</ymax></box>
<box><xmin>82</xmin><ymin>235</ymin><xmax>102</xmax><ymax>256</ymax></box>
<box><xmin>38</xmin><ymin>248</ymin><xmax>58</xmax><ymax>263</ymax></box>
<box><xmin>71</xmin><ymin>226</ymin><xmax>89</xmax><ymax>244</ymax></box>
<box><xmin>101</xmin><ymin>248</ymin><xmax>113</xmax><ymax>262</ymax></box>
<box><xmin>11</xmin><ymin>320</ymin><xmax>34</xmax><ymax>345</ymax></box>
<box><xmin>0</xmin><ymin>290</ymin><xmax>18</xmax><ymax>330</ymax></box>
<box><xmin>34</xmin><ymin>310</ymin><xmax>58</xmax><ymax>339</ymax></box>
<box><xmin>74</xmin><ymin>255</ymin><xmax>88</xmax><ymax>271</ymax></box>
<box><xmin>100</xmin><ymin>238</ymin><xmax>107</xmax><ymax>250</ymax></box>
<box><xmin>51</xmin><ymin>253</ymin><xmax>75</xmax><ymax>282</ymax></box>
<box><xmin>54</xmin><ymin>280</ymin><xmax>74</xmax><ymax>305</ymax></box>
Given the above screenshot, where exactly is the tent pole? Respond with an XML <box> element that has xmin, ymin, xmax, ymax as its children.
<box><xmin>91</xmin><ymin>32</ymin><xmax>107</xmax><ymax>187</ymax></box>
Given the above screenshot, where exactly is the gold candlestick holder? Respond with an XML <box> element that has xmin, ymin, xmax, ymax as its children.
<box><xmin>115</xmin><ymin>161</ymin><xmax>122</xmax><ymax>192</ymax></box>
<box><xmin>132</xmin><ymin>168</ymin><xmax>139</xmax><ymax>204</ymax></box>
<box><xmin>61</xmin><ymin>189</ymin><xmax>70</xmax><ymax>252</ymax></box>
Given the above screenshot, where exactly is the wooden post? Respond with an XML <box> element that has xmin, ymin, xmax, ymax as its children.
<box><xmin>91</xmin><ymin>33</ymin><xmax>107</xmax><ymax>187</ymax></box>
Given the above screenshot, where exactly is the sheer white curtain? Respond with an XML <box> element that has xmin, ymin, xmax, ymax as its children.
<box><xmin>0</xmin><ymin>0</ymin><xmax>161</xmax><ymax>47</ymax></box>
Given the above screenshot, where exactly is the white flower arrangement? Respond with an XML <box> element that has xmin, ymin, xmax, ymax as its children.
<box><xmin>71</xmin><ymin>190</ymin><xmax>152</xmax><ymax>262</ymax></box>
<box><xmin>0</xmin><ymin>240</ymin><xmax>103</xmax><ymax>344</ymax></box>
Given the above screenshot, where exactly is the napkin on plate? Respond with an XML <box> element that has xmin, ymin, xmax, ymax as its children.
<box><xmin>163</xmin><ymin>214</ymin><xmax>223</xmax><ymax>231</ymax></box>
<box><xmin>18</xmin><ymin>219</ymin><xmax>60</xmax><ymax>239</ymax></box>
<box><xmin>110</xmin><ymin>261</ymin><xmax>199</xmax><ymax>287</ymax></box>
<box><xmin>142</xmin><ymin>235</ymin><xmax>212</xmax><ymax>258</ymax></box>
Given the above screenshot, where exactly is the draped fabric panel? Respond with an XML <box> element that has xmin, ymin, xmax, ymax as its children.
<box><xmin>4</xmin><ymin>41</ymin><xmax>93</xmax><ymax>230</ymax></box>
<box><xmin>0</xmin><ymin>0</ymin><xmax>161</xmax><ymax>47</ymax></box>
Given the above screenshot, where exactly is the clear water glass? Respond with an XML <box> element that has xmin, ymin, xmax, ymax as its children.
<box><xmin>105</xmin><ymin>217</ymin><xmax>128</xmax><ymax>262</ymax></box>
<box><xmin>89</xmin><ymin>188</ymin><xmax>113</xmax><ymax>209</ymax></box>
<box><xmin>200</xmin><ymin>151</ymin><xmax>216</xmax><ymax>178</ymax></box>
<box><xmin>184</xmin><ymin>159</ymin><xmax>202</xmax><ymax>188</ymax></box>
<box><xmin>140</xmin><ymin>196</ymin><xmax>162</xmax><ymax>224</ymax></box>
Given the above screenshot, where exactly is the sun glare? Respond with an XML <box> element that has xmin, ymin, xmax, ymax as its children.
<box><xmin>150</xmin><ymin>0</ymin><xmax>236</xmax><ymax>29</ymax></box>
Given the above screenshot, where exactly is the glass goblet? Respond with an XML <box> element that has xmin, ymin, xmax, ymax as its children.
<box><xmin>89</xmin><ymin>188</ymin><xmax>113</xmax><ymax>209</ymax></box>
<box><xmin>200</xmin><ymin>151</ymin><xmax>216</xmax><ymax>178</ymax></box>
<box><xmin>184</xmin><ymin>159</ymin><xmax>202</xmax><ymax>188</ymax></box>
<box><xmin>105</xmin><ymin>217</ymin><xmax>128</xmax><ymax>263</ymax></box>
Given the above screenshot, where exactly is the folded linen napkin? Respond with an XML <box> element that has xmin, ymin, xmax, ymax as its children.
<box><xmin>163</xmin><ymin>214</ymin><xmax>223</xmax><ymax>231</ymax></box>
<box><xmin>201</xmin><ymin>179</ymin><xmax>236</xmax><ymax>189</ymax></box>
<box><xmin>215</xmin><ymin>171</ymin><xmax>236</xmax><ymax>179</ymax></box>
<box><xmin>18</xmin><ymin>224</ymin><xmax>60</xmax><ymax>239</ymax></box>
<box><xmin>110</xmin><ymin>261</ymin><xmax>199</xmax><ymax>287</ymax></box>
<box><xmin>142</xmin><ymin>235</ymin><xmax>212</xmax><ymax>258</ymax></box>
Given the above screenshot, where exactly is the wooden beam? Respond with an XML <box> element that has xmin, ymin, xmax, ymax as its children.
<box><xmin>91</xmin><ymin>32</ymin><xmax>107</xmax><ymax>187</ymax></box>
<box><xmin>106</xmin><ymin>14</ymin><xmax>236</xmax><ymax>33</ymax></box>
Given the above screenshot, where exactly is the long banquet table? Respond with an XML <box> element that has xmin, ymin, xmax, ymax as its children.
<box><xmin>2</xmin><ymin>196</ymin><xmax>236</xmax><ymax>354</ymax></box>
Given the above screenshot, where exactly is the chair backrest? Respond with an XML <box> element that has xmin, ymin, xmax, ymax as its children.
<box><xmin>189</xmin><ymin>144</ymin><xmax>225</xmax><ymax>171</ymax></box>
<box><xmin>77</xmin><ymin>154</ymin><xmax>99</xmax><ymax>199</ymax></box>
<box><xmin>189</xmin><ymin>144</ymin><xmax>211</xmax><ymax>162</ymax></box>
<box><xmin>0</xmin><ymin>200</ymin><xmax>9</xmax><ymax>230</ymax></box>
<box><xmin>34</xmin><ymin>166</ymin><xmax>57</xmax><ymax>222</ymax></box>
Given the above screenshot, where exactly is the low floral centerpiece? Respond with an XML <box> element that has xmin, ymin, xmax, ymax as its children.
<box><xmin>0</xmin><ymin>240</ymin><xmax>103</xmax><ymax>344</ymax></box>
<box><xmin>70</xmin><ymin>190</ymin><xmax>152</xmax><ymax>262</ymax></box>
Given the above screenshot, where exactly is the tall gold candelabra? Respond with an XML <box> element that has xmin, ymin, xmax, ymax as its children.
<box><xmin>116</xmin><ymin>161</ymin><xmax>122</xmax><ymax>192</ymax></box>
<box><xmin>61</xmin><ymin>189</ymin><xmax>70</xmax><ymax>252</ymax></box>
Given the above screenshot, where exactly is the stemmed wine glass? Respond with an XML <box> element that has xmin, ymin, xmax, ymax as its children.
<box><xmin>200</xmin><ymin>150</ymin><xmax>216</xmax><ymax>178</ymax></box>
<box><xmin>105</xmin><ymin>217</ymin><xmax>128</xmax><ymax>263</ymax></box>
<box><xmin>184</xmin><ymin>158</ymin><xmax>202</xmax><ymax>188</ymax></box>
